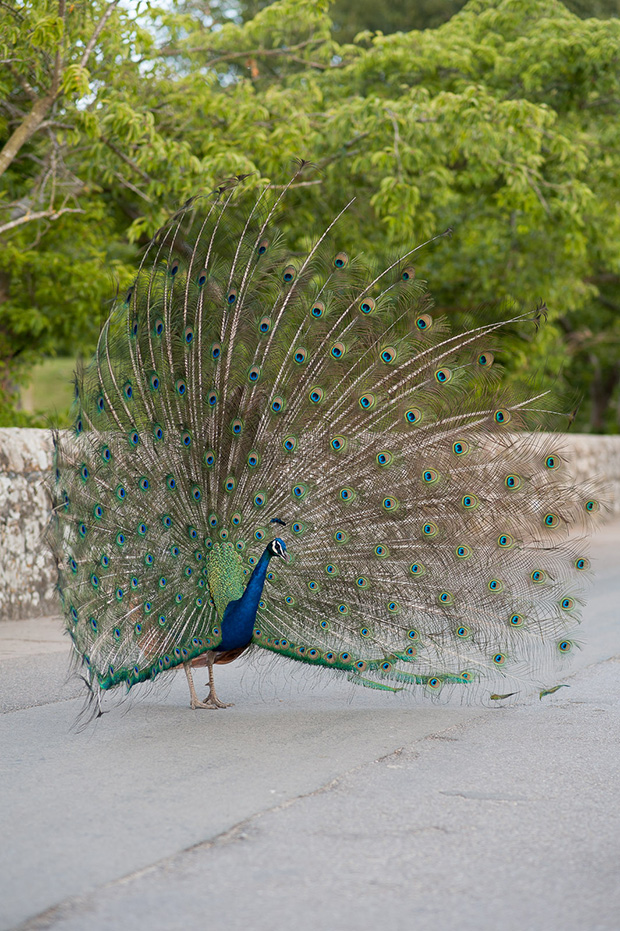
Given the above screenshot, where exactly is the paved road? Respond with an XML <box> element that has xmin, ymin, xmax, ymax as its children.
<box><xmin>1</xmin><ymin>520</ymin><xmax>619</xmax><ymax>931</ymax></box>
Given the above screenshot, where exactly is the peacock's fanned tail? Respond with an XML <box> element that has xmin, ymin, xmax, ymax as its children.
<box><xmin>49</xmin><ymin>166</ymin><xmax>603</xmax><ymax>700</ymax></box>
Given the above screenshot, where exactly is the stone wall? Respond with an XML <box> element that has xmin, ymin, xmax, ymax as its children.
<box><xmin>0</xmin><ymin>429</ymin><xmax>56</xmax><ymax>620</ymax></box>
<box><xmin>1</xmin><ymin>428</ymin><xmax>620</xmax><ymax>622</ymax></box>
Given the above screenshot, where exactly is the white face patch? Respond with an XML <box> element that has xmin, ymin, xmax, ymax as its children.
<box><xmin>272</xmin><ymin>539</ymin><xmax>287</xmax><ymax>559</ymax></box>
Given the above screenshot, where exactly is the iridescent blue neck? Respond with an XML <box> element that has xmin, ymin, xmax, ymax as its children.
<box><xmin>218</xmin><ymin>547</ymin><xmax>272</xmax><ymax>651</ymax></box>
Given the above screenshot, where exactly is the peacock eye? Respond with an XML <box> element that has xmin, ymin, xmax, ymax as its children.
<box><xmin>380</xmin><ymin>346</ymin><xmax>396</xmax><ymax>364</ymax></box>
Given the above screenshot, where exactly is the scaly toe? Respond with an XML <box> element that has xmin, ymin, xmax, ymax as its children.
<box><xmin>190</xmin><ymin>698</ymin><xmax>219</xmax><ymax>710</ymax></box>
<box><xmin>207</xmin><ymin>696</ymin><xmax>234</xmax><ymax>709</ymax></box>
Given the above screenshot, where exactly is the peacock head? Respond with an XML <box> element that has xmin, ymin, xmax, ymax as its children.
<box><xmin>267</xmin><ymin>538</ymin><xmax>289</xmax><ymax>562</ymax></box>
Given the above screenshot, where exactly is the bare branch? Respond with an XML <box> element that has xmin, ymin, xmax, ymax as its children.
<box><xmin>0</xmin><ymin>206</ymin><xmax>84</xmax><ymax>236</ymax></box>
<box><xmin>112</xmin><ymin>170</ymin><xmax>153</xmax><ymax>203</ymax></box>
<box><xmin>102</xmin><ymin>137</ymin><xmax>152</xmax><ymax>183</ymax></box>
<box><xmin>205</xmin><ymin>46</ymin><xmax>331</xmax><ymax>71</ymax></box>
<box><xmin>317</xmin><ymin>132</ymin><xmax>371</xmax><ymax>170</ymax></box>
<box><xmin>79</xmin><ymin>0</ymin><xmax>120</xmax><ymax>69</ymax></box>
<box><xmin>7</xmin><ymin>63</ymin><xmax>38</xmax><ymax>100</ymax></box>
<box><xmin>385</xmin><ymin>108</ymin><xmax>403</xmax><ymax>180</ymax></box>
<box><xmin>0</xmin><ymin>1</ymin><xmax>24</xmax><ymax>19</ymax></box>
<box><xmin>158</xmin><ymin>37</ymin><xmax>322</xmax><ymax>59</ymax></box>
<box><xmin>51</xmin><ymin>0</ymin><xmax>67</xmax><ymax>98</ymax></box>
<box><xmin>155</xmin><ymin>37</ymin><xmax>336</xmax><ymax>70</ymax></box>
<box><xmin>38</xmin><ymin>120</ymin><xmax>74</xmax><ymax>131</ymax></box>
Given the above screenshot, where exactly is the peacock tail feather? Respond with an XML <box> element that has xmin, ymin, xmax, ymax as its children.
<box><xmin>49</xmin><ymin>164</ymin><xmax>603</xmax><ymax>701</ymax></box>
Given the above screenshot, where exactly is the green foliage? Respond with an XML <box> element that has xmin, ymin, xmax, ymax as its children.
<box><xmin>1</xmin><ymin>0</ymin><xmax>619</xmax><ymax>429</ymax></box>
<box><xmin>199</xmin><ymin>0</ymin><xmax>620</xmax><ymax>39</ymax></box>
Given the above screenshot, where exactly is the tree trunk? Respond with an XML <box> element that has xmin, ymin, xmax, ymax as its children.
<box><xmin>0</xmin><ymin>93</ymin><xmax>57</xmax><ymax>180</ymax></box>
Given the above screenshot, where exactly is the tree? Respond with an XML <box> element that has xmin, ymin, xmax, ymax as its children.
<box><xmin>0</xmin><ymin>0</ymin><xmax>221</xmax><ymax>418</ymax></box>
<box><xmin>204</xmin><ymin>0</ymin><xmax>620</xmax><ymax>41</ymax></box>
<box><xmin>1</xmin><ymin>0</ymin><xmax>619</xmax><ymax>430</ymax></box>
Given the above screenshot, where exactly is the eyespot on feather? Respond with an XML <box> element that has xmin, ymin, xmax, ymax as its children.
<box><xmin>415</xmin><ymin>314</ymin><xmax>433</xmax><ymax>331</ymax></box>
<box><xmin>405</xmin><ymin>408</ymin><xmax>422</xmax><ymax>424</ymax></box>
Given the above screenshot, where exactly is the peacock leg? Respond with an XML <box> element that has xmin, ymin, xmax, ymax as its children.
<box><xmin>203</xmin><ymin>656</ymin><xmax>234</xmax><ymax>709</ymax></box>
<box><xmin>184</xmin><ymin>662</ymin><xmax>219</xmax><ymax>710</ymax></box>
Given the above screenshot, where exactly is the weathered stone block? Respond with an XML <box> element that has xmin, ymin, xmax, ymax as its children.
<box><xmin>0</xmin><ymin>428</ymin><xmax>57</xmax><ymax>621</ymax></box>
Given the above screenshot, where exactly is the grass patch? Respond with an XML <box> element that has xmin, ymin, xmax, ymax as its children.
<box><xmin>20</xmin><ymin>357</ymin><xmax>77</xmax><ymax>426</ymax></box>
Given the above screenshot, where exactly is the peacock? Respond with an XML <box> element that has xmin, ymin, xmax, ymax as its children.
<box><xmin>49</xmin><ymin>162</ymin><xmax>602</xmax><ymax>712</ymax></box>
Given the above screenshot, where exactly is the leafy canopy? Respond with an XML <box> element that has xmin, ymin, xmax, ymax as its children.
<box><xmin>0</xmin><ymin>0</ymin><xmax>618</xmax><ymax>430</ymax></box>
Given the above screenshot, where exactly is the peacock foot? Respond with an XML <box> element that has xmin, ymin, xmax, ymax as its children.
<box><xmin>189</xmin><ymin>698</ymin><xmax>234</xmax><ymax>710</ymax></box>
<box><xmin>184</xmin><ymin>663</ymin><xmax>233</xmax><ymax>710</ymax></box>
<box><xmin>198</xmin><ymin>690</ymin><xmax>234</xmax><ymax>709</ymax></box>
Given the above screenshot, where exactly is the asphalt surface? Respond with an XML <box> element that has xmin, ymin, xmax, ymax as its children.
<box><xmin>1</xmin><ymin>519</ymin><xmax>619</xmax><ymax>931</ymax></box>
